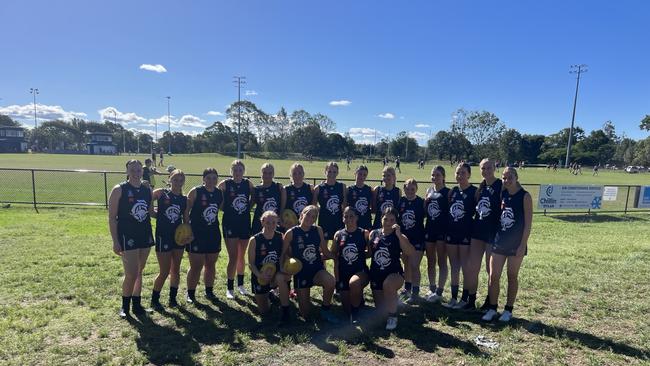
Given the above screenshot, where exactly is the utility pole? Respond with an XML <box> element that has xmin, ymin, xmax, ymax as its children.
<box><xmin>29</xmin><ymin>88</ymin><xmax>39</xmax><ymax>128</ymax></box>
<box><xmin>565</xmin><ymin>64</ymin><xmax>588</xmax><ymax>168</ymax></box>
<box><xmin>233</xmin><ymin>76</ymin><xmax>246</xmax><ymax>159</ymax></box>
<box><xmin>166</xmin><ymin>96</ymin><xmax>171</xmax><ymax>154</ymax></box>
<box><xmin>111</xmin><ymin>109</ymin><xmax>123</xmax><ymax>154</ymax></box>
<box><xmin>405</xmin><ymin>133</ymin><xmax>409</xmax><ymax>160</ymax></box>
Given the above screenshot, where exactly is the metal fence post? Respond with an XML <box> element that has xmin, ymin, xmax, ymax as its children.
<box><xmin>104</xmin><ymin>172</ymin><xmax>109</xmax><ymax>209</ymax></box>
<box><xmin>624</xmin><ymin>186</ymin><xmax>631</xmax><ymax>214</ymax></box>
<box><xmin>31</xmin><ymin>169</ymin><xmax>39</xmax><ymax>213</ymax></box>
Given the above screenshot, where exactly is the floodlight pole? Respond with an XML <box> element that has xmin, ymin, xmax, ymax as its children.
<box><xmin>565</xmin><ymin>64</ymin><xmax>588</xmax><ymax>168</ymax></box>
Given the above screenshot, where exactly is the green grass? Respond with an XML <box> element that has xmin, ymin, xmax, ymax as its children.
<box><xmin>1</xmin><ymin>153</ymin><xmax>649</xmax><ymax>212</ymax></box>
<box><xmin>1</xmin><ymin>206</ymin><xmax>649</xmax><ymax>365</ymax></box>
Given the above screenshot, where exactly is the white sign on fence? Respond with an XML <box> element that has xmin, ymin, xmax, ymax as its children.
<box><xmin>538</xmin><ymin>184</ymin><xmax>604</xmax><ymax>210</ymax></box>
<box><xmin>602</xmin><ymin>186</ymin><xmax>618</xmax><ymax>201</ymax></box>
<box><xmin>636</xmin><ymin>186</ymin><xmax>650</xmax><ymax>208</ymax></box>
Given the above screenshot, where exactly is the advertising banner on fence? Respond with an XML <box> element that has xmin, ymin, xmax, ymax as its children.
<box><xmin>538</xmin><ymin>185</ymin><xmax>604</xmax><ymax>210</ymax></box>
<box><xmin>635</xmin><ymin>186</ymin><xmax>650</xmax><ymax>208</ymax></box>
<box><xmin>603</xmin><ymin>186</ymin><xmax>618</xmax><ymax>201</ymax></box>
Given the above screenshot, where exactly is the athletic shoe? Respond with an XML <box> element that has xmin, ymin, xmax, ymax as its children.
<box><xmin>169</xmin><ymin>297</ymin><xmax>179</xmax><ymax>308</ymax></box>
<box><xmin>458</xmin><ymin>302</ymin><xmax>476</xmax><ymax>311</ymax></box>
<box><xmin>452</xmin><ymin>300</ymin><xmax>468</xmax><ymax>310</ymax></box>
<box><xmin>399</xmin><ymin>289</ymin><xmax>410</xmax><ymax>298</ymax></box>
<box><xmin>425</xmin><ymin>293</ymin><xmax>443</xmax><ymax>304</ymax></box>
<box><xmin>404</xmin><ymin>293</ymin><xmax>420</xmax><ymax>305</ymax></box>
<box><xmin>350</xmin><ymin>313</ymin><xmax>359</xmax><ymax>325</ymax></box>
<box><xmin>132</xmin><ymin>303</ymin><xmax>148</xmax><ymax>315</ymax></box>
<box><xmin>385</xmin><ymin>316</ymin><xmax>398</xmax><ymax>330</ymax></box>
<box><xmin>238</xmin><ymin>285</ymin><xmax>249</xmax><ymax>296</ymax></box>
<box><xmin>482</xmin><ymin>309</ymin><xmax>498</xmax><ymax>322</ymax></box>
<box><xmin>186</xmin><ymin>294</ymin><xmax>196</xmax><ymax>304</ymax></box>
<box><xmin>498</xmin><ymin>310</ymin><xmax>513</xmax><ymax>322</ymax></box>
<box><xmin>150</xmin><ymin>299</ymin><xmax>163</xmax><ymax>311</ymax></box>
<box><xmin>226</xmin><ymin>289</ymin><xmax>235</xmax><ymax>300</ymax></box>
<box><xmin>321</xmin><ymin>309</ymin><xmax>340</xmax><ymax>324</ymax></box>
<box><xmin>205</xmin><ymin>291</ymin><xmax>217</xmax><ymax>300</ymax></box>
<box><xmin>118</xmin><ymin>308</ymin><xmax>129</xmax><ymax>319</ymax></box>
<box><xmin>443</xmin><ymin>298</ymin><xmax>458</xmax><ymax>308</ymax></box>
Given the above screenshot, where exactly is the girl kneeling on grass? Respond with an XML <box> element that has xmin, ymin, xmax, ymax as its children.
<box><xmin>151</xmin><ymin>169</ymin><xmax>190</xmax><ymax>309</ymax></box>
<box><xmin>109</xmin><ymin>159</ymin><xmax>154</xmax><ymax>318</ymax></box>
<box><xmin>281</xmin><ymin>205</ymin><xmax>339</xmax><ymax>323</ymax></box>
<box><xmin>482</xmin><ymin>167</ymin><xmax>532</xmax><ymax>322</ymax></box>
<box><xmin>369</xmin><ymin>207</ymin><xmax>415</xmax><ymax>330</ymax></box>
<box><xmin>248</xmin><ymin>211</ymin><xmax>291</xmax><ymax>322</ymax></box>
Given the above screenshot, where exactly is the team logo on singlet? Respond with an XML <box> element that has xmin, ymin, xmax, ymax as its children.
<box><xmin>262</xmin><ymin>198</ymin><xmax>278</xmax><ymax>212</ymax></box>
<box><xmin>476</xmin><ymin>197</ymin><xmax>492</xmax><ymax>220</ymax></box>
<box><xmin>427</xmin><ymin>200</ymin><xmax>441</xmax><ymax>219</ymax></box>
<box><xmin>355</xmin><ymin>197</ymin><xmax>369</xmax><ymax>215</ymax></box>
<box><xmin>164</xmin><ymin>204</ymin><xmax>181</xmax><ymax>224</ymax></box>
<box><xmin>302</xmin><ymin>244</ymin><xmax>317</xmax><ymax>264</ymax></box>
<box><xmin>293</xmin><ymin>197</ymin><xmax>308</xmax><ymax>214</ymax></box>
<box><xmin>262</xmin><ymin>250</ymin><xmax>279</xmax><ymax>265</ymax></box>
<box><xmin>131</xmin><ymin>200</ymin><xmax>149</xmax><ymax>222</ymax></box>
<box><xmin>379</xmin><ymin>200</ymin><xmax>394</xmax><ymax>213</ymax></box>
<box><xmin>203</xmin><ymin>204</ymin><xmax>219</xmax><ymax>225</ymax></box>
<box><xmin>373</xmin><ymin>246</ymin><xmax>391</xmax><ymax>270</ymax></box>
<box><xmin>326</xmin><ymin>196</ymin><xmax>340</xmax><ymax>215</ymax></box>
<box><xmin>449</xmin><ymin>201</ymin><xmax>465</xmax><ymax>222</ymax></box>
<box><xmin>342</xmin><ymin>243</ymin><xmax>359</xmax><ymax>265</ymax></box>
<box><xmin>500</xmin><ymin>207</ymin><xmax>515</xmax><ymax>231</ymax></box>
<box><xmin>402</xmin><ymin>210</ymin><xmax>416</xmax><ymax>229</ymax></box>
<box><xmin>232</xmin><ymin>195</ymin><xmax>248</xmax><ymax>214</ymax></box>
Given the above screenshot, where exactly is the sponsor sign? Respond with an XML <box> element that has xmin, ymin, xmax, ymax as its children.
<box><xmin>538</xmin><ymin>185</ymin><xmax>604</xmax><ymax>210</ymax></box>
<box><xmin>602</xmin><ymin>186</ymin><xmax>618</xmax><ymax>201</ymax></box>
<box><xmin>635</xmin><ymin>186</ymin><xmax>650</xmax><ymax>208</ymax></box>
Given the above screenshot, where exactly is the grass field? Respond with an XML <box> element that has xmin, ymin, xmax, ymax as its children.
<box><xmin>1</xmin><ymin>153</ymin><xmax>649</xmax><ymax>212</ymax></box>
<box><xmin>1</xmin><ymin>206</ymin><xmax>649</xmax><ymax>365</ymax></box>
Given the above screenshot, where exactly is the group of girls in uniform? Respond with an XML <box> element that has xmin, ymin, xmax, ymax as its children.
<box><xmin>109</xmin><ymin>158</ymin><xmax>531</xmax><ymax>329</ymax></box>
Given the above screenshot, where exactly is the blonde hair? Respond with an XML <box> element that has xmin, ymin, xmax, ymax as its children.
<box><xmin>230</xmin><ymin>159</ymin><xmax>245</xmax><ymax>174</ymax></box>
<box><xmin>480</xmin><ymin>158</ymin><xmax>495</xmax><ymax>169</ymax></box>
<box><xmin>403</xmin><ymin>178</ymin><xmax>418</xmax><ymax>190</ymax></box>
<box><xmin>260</xmin><ymin>210</ymin><xmax>279</xmax><ymax>222</ymax></box>
<box><xmin>383</xmin><ymin>166</ymin><xmax>396</xmax><ymax>176</ymax></box>
<box><xmin>324</xmin><ymin>161</ymin><xmax>339</xmax><ymax>172</ymax></box>
<box><xmin>260</xmin><ymin>162</ymin><xmax>275</xmax><ymax>174</ymax></box>
<box><xmin>289</xmin><ymin>162</ymin><xmax>304</xmax><ymax>183</ymax></box>
<box><xmin>299</xmin><ymin>205</ymin><xmax>319</xmax><ymax>221</ymax></box>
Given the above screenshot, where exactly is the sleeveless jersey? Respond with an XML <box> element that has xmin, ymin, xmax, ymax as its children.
<box><xmin>189</xmin><ymin>186</ymin><xmax>223</xmax><ymax>234</ymax></box>
<box><xmin>317</xmin><ymin>182</ymin><xmax>344</xmax><ymax>232</ymax></box>
<box><xmin>397</xmin><ymin>196</ymin><xmax>425</xmax><ymax>244</ymax></box>
<box><xmin>222</xmin><ymin>178</ymin><xmax>251</xmax><ymax>223</ymax></box>
<box><xmin>155</xmin><ymin>189</ymin><xmax>187</xmax><ymax>238</ymax></box>
<box><xmin>369</xmin><ymin>229</ymin><xmax>403</xmax><ymax>274</ymax></box>
<box><xmin>285</xmin><ymin>183</ymin><xmax>313</xmax><ymax>216</ymax></box>
<box><xmin>473</xmin><ymin>178</ymin><xmax>503</xmax><ymax>233</ymax></box>
<box><xmin>493</xmin><ymin>188</ymin><xmax>527</xmax><ymax>255</ymax></box>
<box><xmin>253</xmin><ymin>231</ymin><xmax>283</xmax><ymax>271</ymax></box>
<box><xmin>346</xmin><ymin>184</ymin><xmax>373</xmax><ymax>229</ymax></box>
<box><xmin>334</xmin><ymin>228</ymin><xmax>367</xmax><ymax>274</ymax></box>
<box><xmin>290</xmin><ymin>225</ymin><xmax>323</xmax><ymax>270</ymax></box>
<box><xmin>117</xmin><ymin>181</ymin><xmax>153</xmax><ymax>247</ymax></box>
<box><xmin>373</xmin><ymin>186</ymin><xmax>400</xmax><ymax>228</ymax></box>
<box><xmin>447</xmin><ymin>185</ymin><xmax>477</xmax><ymax>240</ymax></box>
<box><xmin>424</xmin><ymin>186</ymin><xmax>450</xmax><ymax>238</ymax></box>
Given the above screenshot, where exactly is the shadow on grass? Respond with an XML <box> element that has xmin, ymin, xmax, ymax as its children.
<box><xmin>549</xmin><ymin>214</ymin><xmax>648</xmax><ymax>223</ymax></box>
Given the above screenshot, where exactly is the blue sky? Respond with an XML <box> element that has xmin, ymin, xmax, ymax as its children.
<box><xmin>1</xmin><ymin>0</ymin><xmax>649</xmax><ymax>144</ymax></box>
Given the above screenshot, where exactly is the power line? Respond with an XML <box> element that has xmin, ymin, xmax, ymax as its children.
<box><xmin>565</xmin><ymin>64</ymin><xmax>588</xmax><ymax>168</ymax></box>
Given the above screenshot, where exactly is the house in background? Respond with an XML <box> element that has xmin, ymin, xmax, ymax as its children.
<box><xmin>86</xmin><ymin>132</ymin><xmax>117</xmax><ymax>155</ymax></box>
<box><xmin>0</xmin><ymin>126</ymin><xmax>28</xmax><ymax>153</ymax></box>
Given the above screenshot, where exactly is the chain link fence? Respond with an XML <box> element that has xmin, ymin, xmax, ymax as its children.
<box><xmin>0</xmin><ymin>168</ymin><xmax>648</xmax><ymax>214</ymax></box>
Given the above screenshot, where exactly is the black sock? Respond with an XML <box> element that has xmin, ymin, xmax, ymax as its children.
<box><xmin>388</xmin><ymin>312</ymin><xmax>397</xmax><ymax>317</ymax></box>
<box><xmin>429</xmin><ymin>285</ymin><xmax>436</xmax><ymax>293</ymax></box>
<box><xmin>468</xmin><ymin>293</ymin><xmax>477</xmax><ymax>305</ymax></box>
<box><xmin>404</xmin><ymin>282</ymin><xmax>412</xmax><ymax>292</ymax></box>
<box><xmin>351</xmin><ymin>306</ymin><xmax>359</xmax><ymax>315</ymax></box>
<box><xmin>481</xmin><ymin>294</ymin><xmax>490</xmax><ymax>308</ymax></box>
<box><xmin>435</xmin><ymin>287</ymin><xmax>443</xmax><ymax>296</ymax></box>
<box><xmin>227</xmin><ymin>279</ymin><xmax>235</xmax><ymax>291</ymax></box>
<box><xmin>489</xmin><ymin>303</ymin><xmax>498</xmax><ymax>310</ymax></box>
<box><xmin>131</xmin><ymin>296</ymin><xmax>142</xmax><ymax>309</ymax></box>
<box><xmin>461</xmin><ymin>289</ymin><xmax>469</xmax><ymax>302</ymax></box>
<box><xmin>151</xmin><ymin>290</ymin><xmax>161</xmax><ymax>302</ymax></box>
<box><xmin>122</xmin><ymin>296</ymin><xmax>131</xmax><ymax>311</ymax></box>
<box><xmin>322</xmin><ymin>304</ymin><xmax>331</xmax><ymax>311</ymax></box>
<box><xmin>169</xmin><ymin>287</ymin><xmax>178</xmax><ymax>299</ymax></box>
<box><xmin>187</xmin><ymin>289</ymin><xmax>196</xmax><ymax>299</ymax></box>
<box><xmin>451</xmin><ymin>285</ymin><xmax>459</xmax><ymax>300</ymax></box>
<box><xmin>237</xmin><ymin>274</ymin><xmax>244</xmax><ymax>287</ymax></box>
<box><xmin>412</xmin><ymin>286</ymin><xmax>420</xmax><ymax>296</ymax></box>
<box><xmin>205</xmin><ymin>286</ymin><xmax>214</xmax><ymax>295</ymax></box>
<box><xmin>504</xmin><ymin>305</ymin><xmax>514</xmax><ymax>312</ymax></box>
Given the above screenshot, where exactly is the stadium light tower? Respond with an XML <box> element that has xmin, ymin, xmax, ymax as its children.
<box><xmin>29</xmin><ymin>88</ymin><xmax>39</xmax><ymax>128</ymax></box>
<box><xmin>565</xmin><ymin>64</ymin><xmax>588</xmax><ymax>168</ymax></box>
<box><xmin>166</xmin><ymin>96</ymin><xmax>171</xmax><ymax>154</ymax></box>
<box><xmin>233</xmin><ymin>76</ymin><xmax>246</xmax><ymax>159</ymax></box>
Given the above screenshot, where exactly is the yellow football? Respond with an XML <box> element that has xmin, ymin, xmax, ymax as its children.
<box><xmin>283</xmin><ymin>257</ymin><xmax>303</xmax><ymax>275</ymax></box>
<box><xmin>174</xmin><ymin>223</ymin><xmax>192</xmax><ymax>246</ymax></box>
<box><xmin>258</xmin><ymin>262</ymin><xmax>277</xmax><ymax>286</ymax></box>
<box><xmin>281</xmin><ymin>209</ymin><xmax>298</xmax><ymax>228</ymax></box>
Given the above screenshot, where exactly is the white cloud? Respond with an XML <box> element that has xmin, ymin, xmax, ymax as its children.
<box><xmin>408</xmin><ymin>131</ymin><xmax>429</xmax><ymax>141</ymax></box>
<box><xmin>414</xmin><ymin>123</ymin><xmax>430</xmax><ymax>128</ymax></box>
<box><xmin>245</xmin><ymin>90</ymin><xmax>258</xmax><ymax>96</ymax></box>
<box><xmin>378</xmin><ymin>113</ymin><xmax>395</xmax><ymax>119</ymax></box>
<box><xmin>348</xmin><ymin>127</ymin><xmax>386</xmax><ymax>144</ymax></box>
<box><xmin>177</xmin><ymin>114</ymin><xmax>207</xmax><ymax>128</ymax></box>
<box><xmin>329</xmin><ymin>100</ymin><xmax>351</xmax><ymax>106</ymax></box>
<box><xmin>146</xmin><ymin>114</ymin><xmax>207</xmax><ymax>129</ymax></box>
<box><xmin>98</xmin><ymin>107</ymin><xmax>147</xmax><ymax>125</ymax></box>
<box><xmin>206</xmin><ymin>111</ymin><xmax>224</xmax><ymax>116</ymax></box>
<box><xmin>139</xmin><ymin>64</ymin><xmax>167</xmax><ymax>73</ymax></box>
<box><xmin>0</xmin><ymin>104</ymin><xmax>87</xmax><ymax>126</ymax></box>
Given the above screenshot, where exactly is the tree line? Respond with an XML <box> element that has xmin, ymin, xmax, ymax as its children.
<box><xmin>1</xmin><ymin>106</ymin><xmax>649</xmax><ymax>167</ymax></box>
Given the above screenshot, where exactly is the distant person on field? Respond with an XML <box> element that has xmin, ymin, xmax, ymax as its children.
<box><xmin>159</xmin><ymin>149</ymin><xmax>164</xmax><ymax>167</ymax></box>
<box><xmin>593</xmin><ymin>164</ymin><xmax>599</xmax><ymax>176</ymax></box>
<box><xmin>143</xmin><ymin>158</ymin><xmax>163</xmax><ymax>189</ymax></box>
<box><xmin>395</xmin><ymin>156</ymin><xmax>401</xmax><ymax>173</ymax></box>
